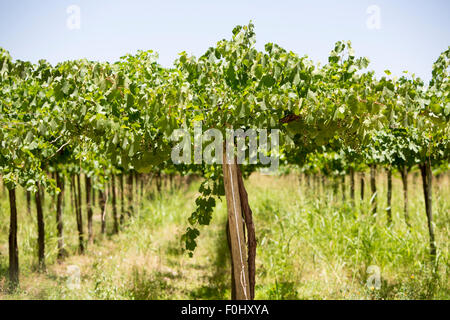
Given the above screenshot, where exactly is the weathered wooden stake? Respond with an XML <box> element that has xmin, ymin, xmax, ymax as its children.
<box><xmin>222</xmin><ymin>148</ymin><xmax>250</xmax><ymax>300</ymax></box>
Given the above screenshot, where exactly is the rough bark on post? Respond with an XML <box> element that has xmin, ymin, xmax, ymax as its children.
<box><xmin>226</xmin><ymin>220</ymin><xmax>236</xmax><ymax>300</ymax></box>
<box><xmin>236</xmin><ymin>164</ymin><xmax>256</xmax><ymax>300</ymax></box>
<box><xmin>222</xmin><ymin>148</ymin><xmax>251</xmax><ymax>300</ymax></box>
<box><xmin>370</xmin><ymin>165</ymin><xmax>377</xmax><ymax>214</ymax></box>
<box><xmin>386</xmin><ymin>167</ymin><xmax>392</xmax><ymax>225</ymax></box>
<box><xmin>360</xmin><ymin>172</ymin><xmax>365</xmax><ymax>201</ymax></box>
<box><xmin>99</xmin><ymin>188</ymin><xmax>108</xmax><ymax>234</ymax></box>
<box><xmin>420</xmin><ymin>162</ymin><xmax>437</xmax><ymax>259</ymax></box>
<box><xmin>76</xmin><ymin>173</ymin><xmax>82</xmax><ymax>221</ymax></box>
<box><xmin>399</xmin><ymin>166</ymin><xmax>410</xmax><ymax>227</ymax></box>
<box><xmin>56</xmin><ymin>172</ymin><xmax>65</xmax><ymax>260</ymax></box>
<box><xmin>35</xmin><ymin>182</ymin><xmax>46</xmax><ymax>272</ymax></box>
<box><xmin>8</xmin><ymin>188</ymin><xmax>19</xmax><ymax>289</ymax></box>
<box><xmin>86</xmin><ymin>176</ymin><xmax>94</xmax><ymax>245</ymax></box>
<box><xmin>40</xmin><ymin>183</ymin><xmax>45</xmax><ymax>209</ymax></box>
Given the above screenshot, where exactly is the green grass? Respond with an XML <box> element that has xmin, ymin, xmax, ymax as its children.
<box><xmin>0</xmin><ymin>171</ymin><xmax>448</xmax><ymax>299</ymax></box>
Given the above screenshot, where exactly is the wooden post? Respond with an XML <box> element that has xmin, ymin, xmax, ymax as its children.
<box><xmin>86</xmin><ymin>176</ymin><xmax>94</xmax><ymax>245</ymax></box>
<box><xmin>370</xmin><ymin>164</ymin><xmax>377</xmax><ymax>214</ymax></box>
<box><xmin>222</xmin><ymin>148</ymin><xmax>250</xmax><ymax>300</ymax></box>
<box><xmin>386</xmin><ymin>167</ymin><xmax>392</xmax><ymax>225</ymax></box>
<box><xmin>236</xmin><ymin>164</ymin><xmax>256</xmax><ymax>300</ymax></box>
<box><xmin>99</xmin><ymin>186</ymin><xmax>108</xmax><ymax>235</ymax></box>
<box><xmin>360</xmin><ymin>172</ymin><xmax>365</xmax><ymax>201</ymax></box>
<box><xmin>399</xmin><ymin>166</ymin><xmax>410</xmax><ymax>227</ymax></box>
<box><xmin>8</xmin><ymin>188</ymin><xmax>19</xmax><ymax>289</ymax></box>
<box><xmin>420</xmin><ymin>162</ymin><xmax>436</xmax><ymax>259</ymax></box>
<box><xmin>35</xmin><ymin>182</ymin><xmax>46</xmax><ymax>272</ymax></box>
<box><xmin>56</xmin><ymin>172</ymin><xmax>66</xmax><ymax>260</ymax></box>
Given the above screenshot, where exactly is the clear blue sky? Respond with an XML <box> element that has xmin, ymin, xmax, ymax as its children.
<box><xmin>1</xmin><ymin>0</ymin><xmax>449</xmax><ymax>82</ymax></box>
